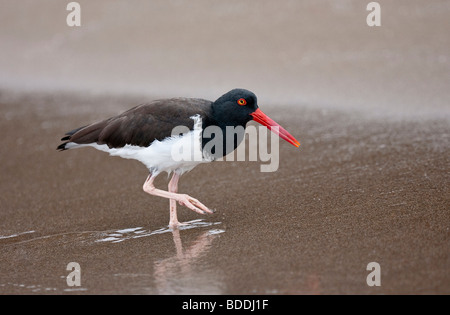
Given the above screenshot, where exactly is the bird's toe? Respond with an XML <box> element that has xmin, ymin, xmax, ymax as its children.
<box><xmin>178</xmin><ymin>194</ymin><xmax>213</xmax><ymax>215</ymax></box>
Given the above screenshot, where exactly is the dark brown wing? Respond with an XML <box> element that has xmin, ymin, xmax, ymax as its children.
<box><xmin>57</xmin><ymin>98</ymin><xmax>213</xmax><ymax>150</ymax></box>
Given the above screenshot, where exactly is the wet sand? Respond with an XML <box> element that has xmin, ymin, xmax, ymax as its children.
<box><xmin>0</xmin><ymin>0</ymin><xmax>449</xmax><ymax>295</ymax></box>
<box><xmin>0</xmin><ymin>91</ymin><xmax>448</xmax><ymax>294</ymax></box>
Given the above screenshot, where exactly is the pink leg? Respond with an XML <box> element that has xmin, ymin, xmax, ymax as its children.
<box><xmin>168</xmin><ymin>172</ymin><xmax>181</xmax><ymax>227</ymax></box>
<box><xmin>143</xmin><ymin>173</ymin><xmax>213</xmax><ymax>228</ymax></box>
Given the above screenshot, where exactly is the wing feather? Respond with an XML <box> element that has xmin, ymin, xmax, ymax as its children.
<box><xmin>57</xmin><ymin>98</ymin><xmax>213</xmax><ymax>150</ymax></box>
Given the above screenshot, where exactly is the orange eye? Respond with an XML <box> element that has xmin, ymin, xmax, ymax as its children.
<box><xmin>237</xmin><ymin>98</ymin><xmax>247</xmax><ymax>106</ymax></box>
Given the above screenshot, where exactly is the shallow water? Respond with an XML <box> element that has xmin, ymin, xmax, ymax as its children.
<box><xmin>0</xmin><ymin>92</ymin><xmax>448</xmax><ymax>294</ymax></box>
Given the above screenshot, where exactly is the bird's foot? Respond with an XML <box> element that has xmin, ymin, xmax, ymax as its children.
<box><xmin>177</xmin><ymin>194</ymin><xmax>214</xmax><ymax>215</ymax></box>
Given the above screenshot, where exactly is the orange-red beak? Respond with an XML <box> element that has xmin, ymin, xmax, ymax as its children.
<box><xmin>250</xmin><ymin>108</ymin><xmax>300</xmax><ymax>147</ymax></box>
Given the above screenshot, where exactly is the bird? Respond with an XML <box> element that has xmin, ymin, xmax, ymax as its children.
<box><xmin>57</xmin><ymin>89</ymin><xmax>300</xmax><ymax>228</ymax></box>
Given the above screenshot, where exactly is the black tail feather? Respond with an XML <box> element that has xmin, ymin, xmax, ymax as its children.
<box><xmin>57</xmin><ymin>142</ymin><xmax>69</xmax><ymax>151</ymax></box>
<box><xmin>62</xmin><ymin>126</ymin><xmax>87</xmax><ymax>140</ymax></box>
<box><xmin>57</xmin><ymin>125</ymin><xmax>87</xmax><ymax>151</ymax></box>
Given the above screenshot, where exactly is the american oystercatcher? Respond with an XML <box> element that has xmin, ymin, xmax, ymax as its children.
<box><xmin>57</xmin><ymin>89</ymin><xmax>300</xmax><ymax>228</ymax></box>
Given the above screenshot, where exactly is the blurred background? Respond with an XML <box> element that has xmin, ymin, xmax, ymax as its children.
<box><xmin>1</xmin><ymin>0</ymin><xmax>449</xmax><ymax>117</ymax></box>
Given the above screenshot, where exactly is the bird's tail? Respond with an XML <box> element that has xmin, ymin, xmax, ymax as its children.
<box><xmin>56</xmin><ymin>125</ymin><xmax>87</xmax><ymax>151</ymax></box>
<box><xmin>57</xmin><ymin>116</ymin><xmax>116</xmax><ymax>151</ymax></box>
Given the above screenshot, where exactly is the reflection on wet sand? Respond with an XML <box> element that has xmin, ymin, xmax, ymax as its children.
<box><xmin>93</xmin><ymin>219</ymin><xmax>225</xmax><ymax>294</ymax></box>
<box><xmin>0</xmin><ymin>220</ymin><xmax>225</xmax><ymax>294</ymax></box>
<box><xmin>153</xmin><ymin>227</ymin><xmax>224</xmax><ymax>294</ymax></box>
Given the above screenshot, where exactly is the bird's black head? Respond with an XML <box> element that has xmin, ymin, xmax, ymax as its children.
<box><xmin>211</xmin><ymin>88</ymin><xmax>300</xmax><ymax>148</ymax></box>
<box><xmin>212</xmin><ymin>89</ymin><xmax>258</xmax><ymax>127</ymax></box>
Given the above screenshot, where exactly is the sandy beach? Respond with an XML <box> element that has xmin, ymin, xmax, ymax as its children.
<box><xmin>0</xmin><ymin>90</ymin><xmax>448</xmax><ymax>294</ymax></box>
<box><xmin>0</xmin><ymin>0</ymin><xmax>449</xmax><ymax>295</ymax></box>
